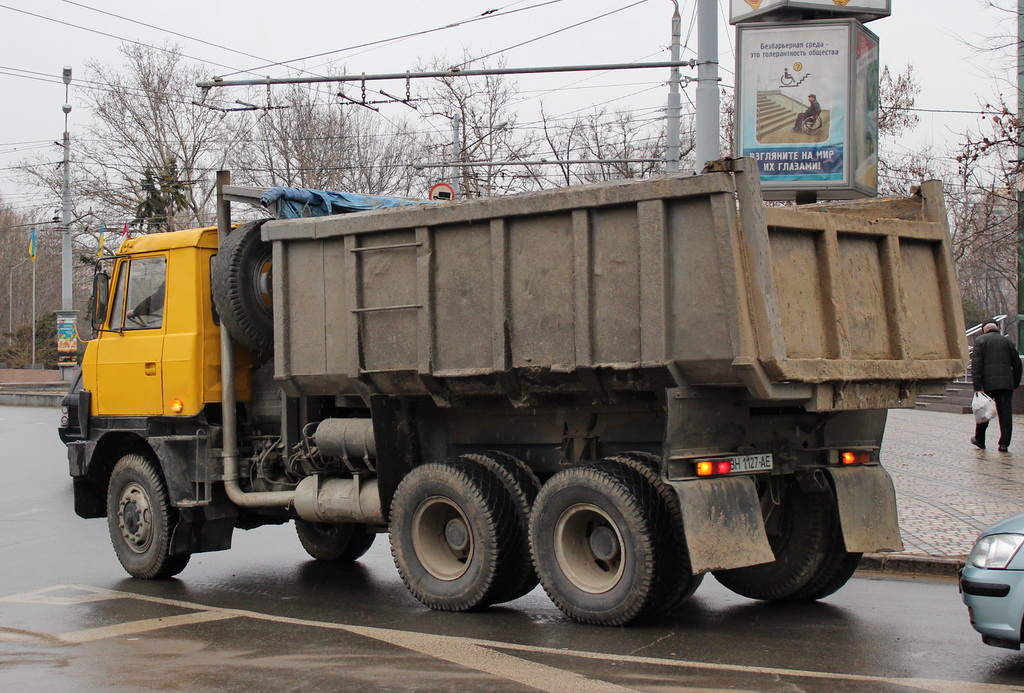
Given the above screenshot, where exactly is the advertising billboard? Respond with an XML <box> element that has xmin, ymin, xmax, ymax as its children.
<box><xmin>730</xmin><ymin>0</ymin><xmax>890</xmax><ymax>24</ymax></box>
<box><xmin>56</xmin><ymin>311</ymin><xmax>78</xmax><ymax>366</ymax></box>
<box><xmin>734</xmin><ymin>19</ymin><xmax>879</xmax><ymax>199</ymax></box>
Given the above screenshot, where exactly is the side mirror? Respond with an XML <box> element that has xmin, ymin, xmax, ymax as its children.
<box><xmin>90</xmin><ymin>270</ymin><xmax>110</xmax><ymax>331</ymax></box>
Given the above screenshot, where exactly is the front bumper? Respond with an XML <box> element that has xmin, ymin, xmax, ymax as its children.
<box><xmin>960</xmin><ymin>564</ymin><xmax>1024</xmax><ymax>649</ymax></box>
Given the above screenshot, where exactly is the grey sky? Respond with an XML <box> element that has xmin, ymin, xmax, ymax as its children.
<box><xmin>0</xmin><ymin>0</ymin><xmax>1010</xmax><ymax>216</ymax></box>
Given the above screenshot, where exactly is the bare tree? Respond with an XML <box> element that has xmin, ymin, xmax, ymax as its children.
<box><xmin>417</xmin><ymin>55</ymin><xmax>536</xmax><ymax>197</ymax></box>
<box><xmin>228</xmin><ymin>81</ymin><xmax>427</xmax><ymax>197</ymax></box>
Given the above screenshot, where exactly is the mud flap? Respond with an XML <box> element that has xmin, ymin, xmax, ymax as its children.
<box><xmin>669</xmin><ymin>476</ymin><xmax>775</xmax><ymax>573</ymax></box>
<box><xmin>826</xmin><ymin>465</ymin><xmax>904</xmax><ymax>553</ymax></box>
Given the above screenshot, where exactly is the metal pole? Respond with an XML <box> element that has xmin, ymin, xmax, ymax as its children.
<box><xmin>415</xmin><ymin>158</ymin><xmax>662</xmax><ymax>169</ymax></box>
<box><xmin>31</xmin><ymin>260</ymin><xmax>36</xmax><ymax>366</ymax></box>
<box><xmin>199</xmin><ymin>61</ymin><xmax>696</xmax><ymax>89</ymax></box>
<box><xmin>450</xmin><ymin>112</ymin><xmax>461</xmax><ymax>196</ymax></box>
<box><xmin>61</xmin><ymin>67</ymin><xmax>72</xmax><ymax>312</ymax></box>
<box><xmin>693</xmin><ymin>0</ymin><xmax>720</xmax><ymax>174</ymax></box>
<box><xmin>666</xmin><ymin>0</ymin><xmax>682</xmax><ymax>173</ymax></box>
<box><xmin>1017</xmin><ymin>0</ymin><xmax>1024</xmax><ymax>348</ymax></box>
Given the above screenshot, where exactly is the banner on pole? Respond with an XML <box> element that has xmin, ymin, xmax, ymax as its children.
<box><xmin>28</xmin><ymin>228</ymin><xmax>36</xmax><ymax>262</ymax></box>
<box><xmin>56</xmin><ymin>312</ymin><xmax>78</xmax><ymax>367</ymax></box>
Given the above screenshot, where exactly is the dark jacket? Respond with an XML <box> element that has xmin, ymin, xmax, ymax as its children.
<box><xmin>972</xmin><ymin>331</ymin><xmax>1023</xmax><ymax>392</ymax></box>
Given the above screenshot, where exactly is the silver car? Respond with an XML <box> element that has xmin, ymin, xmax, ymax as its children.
<box><xmin>961</xmin><ymin>511</ymin><xmax>1024</xmax><ymax>649</ymax></box>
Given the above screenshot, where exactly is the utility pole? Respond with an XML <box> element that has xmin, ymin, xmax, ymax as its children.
<box><xmin>1018</xmin><ymin>0</ymin><xmax>1024</xmax><ymax>348</ymax></box>
<box><xmin>666</xmin><ymin>0</ymin><xmax>682</xmax><ymax>173</ymax></box>
<box><xmin>57</xmin><ymin>66</ymin><xmax>77</xmax><ymax>379</ymax></box>
<box><xmin>61</xmin><ymin>67</ymin><xmax>72</xmax><ymax>312</ymax></box>
<box><xmin>693</xmin><ymin>0</ymin><xmax>720</xmax><ymax>174</ymax></box>
<box><xmin>450</xmin><ymin>112</ymin><xmax>461</xmax><ymax>196</ymax></box>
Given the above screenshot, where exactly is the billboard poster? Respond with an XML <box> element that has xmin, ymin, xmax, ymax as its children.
<box><xmin>56</xmin><ymin>312</ymin><xmax>78</xmax><ymax>366</ymax></box>
<box><xmin>735</xmin><ymin>20</ymin><xmax>878</xmax><ymax>199</ymax></box>
<box><xmin>737</xmin><ymin>23</ymin><xmax>849</xmax><ymax>186</ymax></box>
<box><xmin>730</xmin><ymin>0</ymin><xmax>890</xmax><ymax>24</ymax></box>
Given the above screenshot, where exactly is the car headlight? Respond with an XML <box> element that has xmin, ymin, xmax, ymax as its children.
<box><xmin>969</xmin><ymin>533</ymin><xmax>1024</xmax><ymax>569</ymax></box>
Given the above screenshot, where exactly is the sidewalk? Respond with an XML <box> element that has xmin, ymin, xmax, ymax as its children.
<box><xmin>871</xmin><ymin>408</ymin><xmax>1024</xmax><ymax>576</ymax></box>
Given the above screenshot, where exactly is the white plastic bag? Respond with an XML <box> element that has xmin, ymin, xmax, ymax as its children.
<box><xmin>973</xmin><ymin>391</ymin><xmax>997</xmax><ymax>424</ymax></box>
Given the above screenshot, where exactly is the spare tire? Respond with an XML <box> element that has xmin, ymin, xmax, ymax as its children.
<box><xmin>212</xmin><ymin>219</ymin><xmax>273</xmax><ymax>354</ymax></box>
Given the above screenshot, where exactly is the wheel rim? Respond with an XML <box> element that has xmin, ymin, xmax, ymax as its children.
<box><xmin>117</xmin><ymin>481</ymin><xmax>154</xmax><ymax>554</ymax></box>
<box><xmin>251</xmin><ymin>250</ymin><xmax>273</xmax><ymax>316</ymax></box>
<box><xmin>411</xmin><ymin>496</ymin><xmax>474</xmax><ymax>580</ymax></box>
<box><xmin>553</xmin><ymin>503</ymin><xmax>625</xmax><ymax>594</ymax></box>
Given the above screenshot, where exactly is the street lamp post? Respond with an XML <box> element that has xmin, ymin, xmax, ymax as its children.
<box><xmin>7</xmin><ymin>258</ymin><xmax>28</xmax><ymax>347</ymax></box>
<box><xmin>58</xmin><ymin>66</ymin><xmax>78</xmax><ymax>379</ymax></box>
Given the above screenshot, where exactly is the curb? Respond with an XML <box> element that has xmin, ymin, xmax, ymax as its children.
<box><xmin>0</xmin><ymin>393</ymin><xmax>63</xmax><ymax>407</ymax></box>
<box><xmin>859</xmin><ymin>553</ymin><xmax>965</xmax><ymax>578</ymax></box>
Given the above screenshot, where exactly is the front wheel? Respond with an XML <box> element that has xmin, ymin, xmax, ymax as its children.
<box><xmin>107</xmin><ymin>454</ymin><xmax>190</xmax><ymax>579</ymax></box>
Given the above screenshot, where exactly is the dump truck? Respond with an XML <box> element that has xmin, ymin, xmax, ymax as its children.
<box><xmin>59</xmin><ymin>158</ymin><xmax>966</xmax><ymax>626</ymax></box>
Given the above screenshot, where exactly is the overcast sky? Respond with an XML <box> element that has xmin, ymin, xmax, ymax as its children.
<box><xmin>0</xmin><ymin>0</ymin><xmax>1012</xmax><ymax>218</ymax></box>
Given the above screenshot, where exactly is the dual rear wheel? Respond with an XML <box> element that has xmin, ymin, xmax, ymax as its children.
<box><xmin>389</xmin><ymin>455</ymin><xmax>857</xmax><ymax>625</ymax></box>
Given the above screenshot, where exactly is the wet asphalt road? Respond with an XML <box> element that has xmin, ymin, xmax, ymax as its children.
<box><xmin>2</xmin><ymin>405</ymin><xmax>1024</xmax><ymax>692</ymax></box>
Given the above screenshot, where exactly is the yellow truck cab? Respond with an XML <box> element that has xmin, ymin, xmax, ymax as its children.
<box><xmin>62</xmin><ymin>226</ymin><xmax>254</xmax><ymax>572</ymax></box>
<box><xmin>84</xmin><ymin>227</ymin><xmax>238</xmax><ymax>417</ymax></box>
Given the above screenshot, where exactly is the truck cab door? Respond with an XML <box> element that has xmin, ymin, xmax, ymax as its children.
<box><xmin>93</xmin><ymin>256</ymin><xmax>167</xmax><ymax>415</ymax></box>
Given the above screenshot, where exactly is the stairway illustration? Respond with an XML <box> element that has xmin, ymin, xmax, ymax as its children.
<box><xmin>756</xmin><ymin>91</ymin><xmax>805</xmax><ymax>141</ymax></box>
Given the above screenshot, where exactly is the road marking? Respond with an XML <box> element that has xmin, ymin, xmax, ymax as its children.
<box><xmin>58</xmin><ymin>610</ymin><xmax>236</xmax><ymax>644</ymax></box>
<box><xmin>0</xmin><ymin>585</ymin><xmax>128</xmax><ymax>606</ymax></box>
<box><xmin>342</xmin><ymin>624</ymin><xmax>635</xmax><ymax>693</ymax></box>
<box><xmin>1</xmin><ymin>584</ymin><xmax>1020</xmax><ymax>693</ymax></box>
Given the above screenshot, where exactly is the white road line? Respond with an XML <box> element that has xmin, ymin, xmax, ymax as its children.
<box><xmin>342</xmin><ymin>625</ymin><xmax>636</xmax><ymax>693</ymax></box>
<box><xmin>0</xmin><ymin>586</ymin><xmax>128</xmax><ymax>606</ymax></box>
<box><xmin>5</xmin><ymin>584</ymin><xmax>1020</xmax><ymax>693</ymax></box>
<box><xmin>58</xmin><ymin>610</ymin><xmax>236</xmax><ymax>644</ymax></box>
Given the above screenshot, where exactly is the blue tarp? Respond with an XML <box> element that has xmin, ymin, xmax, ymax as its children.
<box><xmin>260</xmin><ymin>187</ymin><xmax>437</xmax><ymax>219</ymax></box>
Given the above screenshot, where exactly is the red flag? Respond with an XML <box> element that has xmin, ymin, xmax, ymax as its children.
<box><xmin>121</xmin><ymin>222</ymin><xmax>129</xmax><ymax>239</ymax></box>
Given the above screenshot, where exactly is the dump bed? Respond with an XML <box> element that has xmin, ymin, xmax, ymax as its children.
<box><xmin>264</xmin><ymin>158</ymin><xmax>966</xmax><ymax>411</ymax></box>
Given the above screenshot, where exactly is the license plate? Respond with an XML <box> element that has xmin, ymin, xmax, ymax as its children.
<box><xmin>730</xmin><ymin>453</ymin><xmax>773</xmax><ymax>473</ymax></box>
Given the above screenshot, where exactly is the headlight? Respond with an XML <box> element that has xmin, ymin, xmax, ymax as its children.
<box><xmin>969</xmin><ymin>533</ymin><xmax>1024</xmax><ymax>569</ymax></box>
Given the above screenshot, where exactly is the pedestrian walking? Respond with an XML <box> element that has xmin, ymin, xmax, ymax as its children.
<box><xmin>971</xmin><ymin>321</ymin><xmax>1023</xmax><ymax>452</ymax></box>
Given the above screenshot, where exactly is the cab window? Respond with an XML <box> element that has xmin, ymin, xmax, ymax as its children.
<box><xmin>108</xmin><ymin>257</ymin><xmax>167</xmax><ymax>331</ymax></box>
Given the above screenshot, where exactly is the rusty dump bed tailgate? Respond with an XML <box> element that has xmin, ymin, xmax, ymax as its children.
<box><xmin>264</xmin><ymin>158</ymin><xmax>966</xmax><ymax>411</ymax></box>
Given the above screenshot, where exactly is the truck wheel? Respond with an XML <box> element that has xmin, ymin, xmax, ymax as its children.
<box><xmin>781</xmin><ymin>506</ymin><xmax>862</xmax><ymax>601</ymax></box>
<box><xmin>459</xmin><ymin>452</ymin><xmax>541</xmax><ymax>603</ymax></box>
<box><xmin>606</xmin><ymin>453</ymin><xmax>704</xmax><ymax>607</ymax></box>
<box><xmin>712</xmin><ymin>481</ymin><xmax>832</xmax><ymax>601</ymax></box>
<box><xmin>529</xmin><ymin>463</ymin><xmax>672</xmax><ymax>626</ymax></box>
<box><xmin>107</xmin><ymin>454</ymin><xmax>190</xmax><ymax>579</ymax></box>
<box><xmin>295</xmin><ymin>519</ymin><xmax>376</xmax><ymax>562</ymax></box>
<box><xmin>212</xmin><ymin>219</ymin><xmax>273</xmax><ymax>354</ymax></box>
<box><xmin>390</xmin><ymin>459</ymin><xmax>519</xmax><ymax>611</ymax></box>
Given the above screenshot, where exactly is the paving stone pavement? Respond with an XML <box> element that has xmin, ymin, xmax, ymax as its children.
<box><xmin>882</xmin><ymin>408</ymin><xmax>1024</xmax><ymax>562</ymax></box>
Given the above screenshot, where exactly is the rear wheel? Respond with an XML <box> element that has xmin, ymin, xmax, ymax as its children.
<box><xmin>295</xmin><ymin>519</ymin><xmax>376</xmax><ymax>563</ymax></box>
<box><xmin>530</xmin><ymin>463</ymin><xmax>673</xmax><ymax>626</ymax></box>
<box><xmin>607</xmin><ymin>453</ymin><xmax>704</xmax><ymax>607</ymax></box>
<box><xmin>459</xmin><ymin>452</ymin><xmax>541</xmax><ymax>603</ymax></box>
<box><xmin>107</xmin><ymin>454</ymin><xmax>190</xmax><ymax>579</ymax></box>
<box><xmin>390</xmin><ymin>460</ymin><xmax>519</xmax><ymax>611</ymax></box>
<box><xmin>782</xmin><ymin>493</ymin><xmax>861</xmax><ymax>602</ymax></box>
<box><xmin>712</xmin><ymin>480</ymin><xmax>833</xmax><ymax>601</ymax></box>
